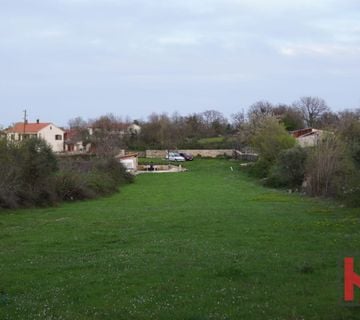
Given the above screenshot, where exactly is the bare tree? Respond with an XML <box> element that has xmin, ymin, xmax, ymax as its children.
<box><xmin>140</xmin><ymin>113</ymin><xmax>175</xmax><ymax>149</ymax></box>
<box><xmin>272</xmin><ymin>104</ymin><xmax>304</xmax><ymax>131</ymax></box>
<box><xmin>294</xmin><ymin>96</ymin><xmax>330</xmax><ymax>128</ymax></box>
<box><xmin>184</xmin><ymin>113</ymin><xmax>205</xmax><ymax>139</ymax></box>
<box><xmin>89</xmin><ymin>114</ymin><xmax>129</xmax><ymax>156</ymax></box>
<box><xmin>247</xmin><ymin>101</ymin><xmax>274</xmax><ymax>129</ymax></box>
<box><xmin>67</xmin><ymin>117</ymin><xmax>91</xmax><ymax>151</ymax></box>
<box><xmin>336</xmin><ymin>109</ymin><xmax>360</xmax><ymax>166</ymax></box>
<box><xmin>316</xmin><ymin>111</ymin><xmax>339</xmax><ymax>129</ymax></box>
<box><xmin>200</xmin><ymin>110</ymin><xmax>228</xmax><ymax>136</ymax></box>
<box><xmin>68</xmin><ymin>116</ymin><xmax>88</xmax><ymax>129</ymax></box>
<box><xmin>231</xmin><ymin>110</ymin><xmax>246</xmax><ymax>131</ymax></box>
<box><xmin>305</xmin><ymin>134</ymin><xmax>350</xmax><ymax>197</ymax></box>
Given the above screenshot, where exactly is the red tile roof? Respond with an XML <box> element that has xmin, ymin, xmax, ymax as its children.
<box><xmin>7</xmin><ymin>122</ymin><xmax>51</xmax><ymax>133</ymax></box>
<box><xmin>64</xmin><ymin>129</ymin><xmax>78</xmax><ymax>140</ymax></box>
<box><xmin>290</xmin><ymin>128</ymin><xmax>314</xmax><ymax>138</ymax></box>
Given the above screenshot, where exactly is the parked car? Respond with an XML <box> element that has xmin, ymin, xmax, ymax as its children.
<box><xmin>179</xmin><ymin>152</ymin><xmax>193</xmax><ymax>161</ymax></box>
<box><xmin>165</xmin><ymin>152</ymin><xmax>185</xmax><ymax>162</ymax></box>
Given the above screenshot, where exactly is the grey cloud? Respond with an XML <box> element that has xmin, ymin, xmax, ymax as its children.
<box><xmin>0</xmin><ymin>0</ymin><xmax>359</xmax><ymax>125</ymax></box>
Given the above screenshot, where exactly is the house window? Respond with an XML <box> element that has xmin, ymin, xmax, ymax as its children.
<box><xmin>55</xmin><ymin>135</ymin><xmax>62</xmax><ymax>140</ymax></box>
<box><xmin>10</xmin><ymin>134</ymin><xmax>15</xmax><ymax>140</ymax></box>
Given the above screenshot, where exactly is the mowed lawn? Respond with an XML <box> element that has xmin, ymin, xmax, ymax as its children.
<box><xmin>1</xmin><ymin>159</ymin><xmax>360</xmax><ymax>319</ymax></box>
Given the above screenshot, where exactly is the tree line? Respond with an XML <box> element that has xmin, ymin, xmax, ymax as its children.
<box><xmin>67</xmin><ymin>96</ymin><xmax>356</xmax><ymax>151</ymax></box>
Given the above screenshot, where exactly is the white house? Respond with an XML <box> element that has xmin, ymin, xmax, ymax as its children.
<box><xmin>127</xmin><ymin>123</ymin><xmax>141</xmax><ymax>135</ymax></box>
<box><xmin>291</xmin><ymin>128</ymin><xmax>330</xmax><ymax>147</ymax></box>
<box><xmin>7</xmin><ymin>121</ymin><xmax>65</xmax><ymax>152</ymax></box>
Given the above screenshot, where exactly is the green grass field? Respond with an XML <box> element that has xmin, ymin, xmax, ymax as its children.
<box><xmin>1</xmin><ymin>159</ymin><xmax>359</xmax><ymax>319</ymax></box>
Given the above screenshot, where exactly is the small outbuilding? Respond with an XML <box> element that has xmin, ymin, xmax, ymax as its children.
<box><xmin>116</xmin><ymin>153</ymin><xmax>138</xmax><ymax>173</ymax></box>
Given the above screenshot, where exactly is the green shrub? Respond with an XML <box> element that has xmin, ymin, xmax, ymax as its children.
<box><xmin>267</xmin><ymin>146</ymin><xmax>307</xmax><ymax>188</ymax></box>
<box><xmin>304</xmin><ymin>135</ymin><xmax>356</xmax><ymax>198</ymax></box>
<box><xmin>0</xmin><ymin>139</ymin><xmax>133</xmax><ymax>209</ymax></box>
<box><xmin>248</xmin><ymin>158</ymin><xmax>272</xmax><ymax>178</ymax></box>
<box><xmin>55</xmin><ymin>157</ymin><xmax>133</xmax><ymax>202</ymax></box>
<box><xmin>55</xmin><ymin>171</ymin><xmax>95</xmax><ymax>201</ymax></box>
<box><xmin>94</xmin><ymin>157</ymin><xmax>134</xmax><ymax>185</ymax></box>
<box><xmin>0</xmin><ymin>140</ymin><xmax>21</xmax><ymax>208</ymax></box>
<box><xmin>0</xmin><ymin>139</ymin><xmax>58</xmax><ymax>208</ymax></box>
<box><xmin>18</xmin><ymin>139</ymin><xmax>58</xmax><ymax>207</ymax></box>
<box><xmin>251</xmin><ymin>117</ymin><xmax>295</xmax><ymax>176</ymax></box>
<box><xmin>86</xmin><ymin>172</ymin><xmax>115</xmax><ymax>195</ymax></box>
<box><xmin>332</xmin><ymin>169</ymin><xmax>360</xmax><ymax>207</ymax></box>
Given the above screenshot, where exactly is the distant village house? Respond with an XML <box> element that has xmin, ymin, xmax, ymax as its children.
<box><xmin>6</xmin><ymin>120</ymin><xmax>65</xmax><ymax>152</ymax></box>
<box><xmin>291</xmin><ymin>128</ymin><xmax>329</xmax><ymax>147</ymax></box>
<box><xmin>64</xmin><ymin>128</ymin><xmax>91</xmax><ymax>153</ymax></box>
<box><xmin>127</xmin><ymin>123</ymin><xmax>141</xmax><ymax>135</ymax></box>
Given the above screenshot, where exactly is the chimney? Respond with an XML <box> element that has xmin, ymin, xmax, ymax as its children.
<box><xmin>36</xmin><ymin>119</ymin><xmax>40</xmax><ymax>124</ymax></box>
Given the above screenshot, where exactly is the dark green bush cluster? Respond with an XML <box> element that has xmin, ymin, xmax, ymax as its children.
<box><xmin>245</xmin><ymin>116</ymin><xmax>359</xmax><ymax>206</ymax></box>
<box><xmin>248</xmin><ymin>133</ymin><xmax>359</xmax><ymax>207</ymax></box>
<box><xmin>56</xmin><ymin>157</ymin><xmax>133</xmax><ymax>201</ymax></box>
<box><xmin>248</xmin><ymin>117</ymin><xmax>296</xmax><ymax>178</ymax></box>
<box><xmin>0</xmin><ymin>138</ymin><xmax>133</xmax><ymax>209</ymax></box>
<box><xmin>0</xmin><ymin>139</ymin><xmax>58</xmax><ymax>208</ymax></box>
<box><xmin>267</xmin><ymin>146</ymin><xmax>307</xmax><ymax>188</ymax></box>
<box><xmin>303</xmin><ymin>136</ymin><xmax>360</xmax><ymax>206</ymax></box>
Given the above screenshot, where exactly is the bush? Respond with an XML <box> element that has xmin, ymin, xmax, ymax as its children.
<box><xmin>55</xmin><ymin>156</ymin><xmax>134</xmax><ymax>202</ymax></box>
<box><xmin>55</xmin><ymin>171</ymin><xmax>95</xmax><ymax>201</ymax></box>
<box><xmin>0</xmin><ymin>141</ymin><xmax>22</xmax><ymax>208</ymax></box>
<box><xmin>86</xmin><ymin>172</ymin><xmax>116</xmax><ymax>195</ymax></box>
<box><xmin>336</xmin><ymin>172</ymin><xmax>360</xmax><ymax>207</ymax></box>
<box><xmin>267</xmin><ymin>146</ymin><xmax>307</xmax><ymax>188</ymax></box>
<box><xmin>248</xmin><ymin>158</ymin><xmax>272</xmax><ymax>178</ymax></box>
<box><xmin>0</xmin><ymin>139</ymin><xmax>58</xmax><ymax>208</ymax></box>
<box><xmin>18</xmin><ymin>139</ymin><xmax>58</xmax><ymax>206</ymax></box>
<box><xmin>251</xmin><ymin>117</ymin><xmax>295</xmax><ymax>176</ymax></box>
<box><xmin>304</xmin><ymin>135</ymin><xmax>356</xmax><ymax>198</ymax></box>
<box><xmin>337</xmin><ymin>110</ymin><xmax>360</xmax><ymax>168</ymax></box>
<box><xmin>94</xmin><ymin>157</ymin><xmax>134</xmax><ymax>185</ymax></box>
<box><xmin>0</xmin><ymin>139</ymin><xmax>134</xmax><ymax>209</ymax></box>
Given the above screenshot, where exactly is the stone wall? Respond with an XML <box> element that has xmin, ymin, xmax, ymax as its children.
<box><xmin>145</xmin><ymin>149</ymin><xmax>234</xmax><ymax>158</ymax></box>
<box><xmin>180</xmin><ymin>149</ymin><xmax>234</xmax><ymax>158</ymax></box>
<box><xmin>233</xmin><ymin>150</ymin><xmax>258</xmax><ymax>161</ymax></box>
<box><xmin>127</xmin><ymin>150</ymin><xmax>146</xmax><ymax>157</ymax></box>
<box><xmin>145</xmin><ymin>150</ymin><xmax>167</xmax><ymax>158</ymax></box>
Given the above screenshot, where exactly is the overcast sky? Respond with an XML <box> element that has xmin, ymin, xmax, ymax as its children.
<box><xmin>1</xmin><ymin>0</ymin><xmax>360</xmax><ymax>126</ymax></box>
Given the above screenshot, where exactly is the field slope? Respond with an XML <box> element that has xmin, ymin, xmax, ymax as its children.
<box><xmin>0</xmin><ymin>159</ymin><xmax>359</xmax><ymax>319</ymax></box>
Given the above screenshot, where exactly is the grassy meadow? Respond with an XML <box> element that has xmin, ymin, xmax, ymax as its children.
<box><xmin>0</xmin><ymin>159</ymin><xmax>359</xmax><ymax>319</ymax></box>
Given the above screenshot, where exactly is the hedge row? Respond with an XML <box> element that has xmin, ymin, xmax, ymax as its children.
<box><xmin>0</xmin><ymin>139</ymin><xmax>133</xmax><ymax>209</ymax></box>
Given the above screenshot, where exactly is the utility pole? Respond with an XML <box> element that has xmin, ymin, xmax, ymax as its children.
<box><xmin>23</xmin><ymin>109</ymin><xmax>27</xmax><ymax>137</ymax></box>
